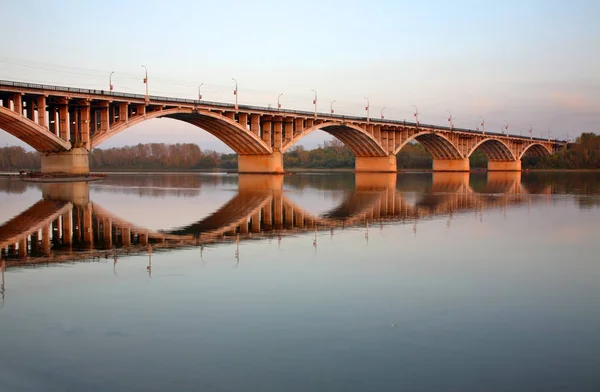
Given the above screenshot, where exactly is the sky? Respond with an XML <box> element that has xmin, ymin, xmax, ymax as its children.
<box><xmin>1</xmin><ymin>0</ymin><xmax>598</xmax><ymax>152</ymax></box>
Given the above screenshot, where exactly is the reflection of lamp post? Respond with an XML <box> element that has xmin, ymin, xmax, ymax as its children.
<box><xmin>364</xmin><ymin>97</ymin><xmax>370</xmax><ymax>122</ymax></box>
<box><xmin>232</xmin><ymin>78</ymin><xmax>238</xmax><ymax>111</ymax></box>
<box><xmin>381</xmin><ymin>107</ymin><xmax>386</xmax><ymax>120</ymax></box>
<box><xmin>311</xmin><ymin>89</ymin><xmax>317</xmax><ymax>118</ymax></box>
<box><xmin>198</xmin><ymin>83</ymin><xmax>204</xmax><ymax>100</ymax></box>
<box><xmin>109</xmin><ymin>71</ymin><xmax>114</xmax><ymax>92</ymax></box>
<box><xmin>412</xmin><ymin>105</ymin><xmax>420</xmax><ymax>126</ymax></box>
<box><xmin>330</xmin><ymin>100</ymin><xmax>336</xmax><ymax>114</ymax></box>
<box><xmin>277</xmin><ymin>93</ymin><xmax>283</xmax><ymax>109</ymax></box>
<box><xmin>141</xmin><ymin>65</ymin><xmax>148</xmax><ymax>103</ymax></box>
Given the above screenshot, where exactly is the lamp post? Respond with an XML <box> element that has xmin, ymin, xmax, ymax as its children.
<box><xmin>311</xmin><ymin>89</ymin><xmax>317</xmax><ymax>118</ymax></box>
<box><xmin>277</xmin><ymin>93</ymin><xmax>283</xmax><ymax>110</ymax></box>
<box><xmin>503</xmin><ymin>120</ymin><xmax>509</xmax><ymax>134</ymax></box>
<box><xmin>364</xmin><ymin>97</ymin><xmax>370</xmax><ymax>123</ymax></box>
<box><xmin>232</xmin><ymin>78</ymin><xmax>238</xmax><ymax>111</ymax></box>
<box><xmin>109</xmin><ymin>71</ymin><xmax>114</xmax><ymax>92</ymax></box>
<box><xmin>412</xmin><ymin>105</ymin><xmax>420</xmax><ymax>126</ymax></box>
<box><xmin>381</xmin><ymin>107</ymin><xmax>386</xmax><ymax>120</ymax></box>
<box><xmin>198</xmin><ymin>83</ymin><xmax>204</xmax><ymax>100</ymax></box>
<box><xmin>529</xmin><ymin>124</ymin><xmax>533</xmax><ymax>140</ymax></box>
<box><xmin>446</xmin><ymin>111</ymin><xmax>454</xmax><ymax>131</ymax></box>
<box><xmin>141</xmin><ymin>65</ymin><xmax>148</xmax><ymax>103</ymax></box>
<box><xmin>330</xmin><ymin>100</ymin><xmax>336</xmax><ymax>114</ymax></box>
<box><xmin>479</xmin><ymin>116</ymin><xmax>485</xmax><ymax>135</ymax></box>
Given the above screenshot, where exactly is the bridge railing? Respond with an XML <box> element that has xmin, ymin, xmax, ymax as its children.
<box><xmin>0</xmin><ymin>79</ymin><xmax>562</xmax><ymax>143</ymax></box>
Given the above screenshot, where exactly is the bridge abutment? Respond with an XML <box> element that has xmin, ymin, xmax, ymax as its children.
<box><xmin>41</xmin><ymin>148</ymin><xmax>90</xmax><ymax>175</ymax></box>
<box><xmin>432</xmin><ymin>158</ymin><xmax>470</xmax><ymax>172</ymax></box>
<box><xmin>238</xmin><ymin>152</ymin><xmax>284</xmax><ymax>174</ymax></box>
<box><xmin>355</xmin><ymin>155</ymin><xmax>397</xmax><ymax>172</ymax></box>
<box><xmin>488</xmin><ymin>160</ymin><xmax>522</xmax><ymax>171</ymax></box>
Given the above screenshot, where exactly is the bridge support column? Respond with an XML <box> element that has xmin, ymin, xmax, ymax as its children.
<box><xmin>488</xmin><ymin>160</ymin><xmax>522</xmax><ymax>171</ymax></box>
<box><xmin>432</xmin><ymin>158</ymin><xmax>470</xmax><ymax>172</ymax></box>
<box><xmin>41</xmin><ymin>148</ymin><xmax>90</xmax><ymax>175</ymax></box>
<box><xmin>238</xmin><ymin>152</ymin><xmax>284</xmax><ymax>174</ymax></box>
<box><xmin>355</xmin><ymin>155</ymin><xmax>397</xmax><ymax>172</ymax></box>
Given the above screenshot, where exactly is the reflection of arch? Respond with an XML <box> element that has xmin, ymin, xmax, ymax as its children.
<box><xmin>519</xmin><ymin>143</ymin><xmax>552</xmax><ymax>159</ymax></box>
<box><xmin>91</xmin><ymin>108</ymin><xmax>271</xmax><ymax>154</ymax></box>
<box><xmin>467</xmin><ymin>138</ymin><xmax>516</xmax><ymax>161</ymax></box>
<box><xmin>168</xmin><ymin>191</ymin><xmax>272</xmax><ymax>236</ymax></box>
<box><xmin>394</xmin><ymin>131</ymin><xmax>463</xmax><ymax>159</ymax></box>
<box><xmin>282</xmin><ymin>122</ymin><xmax>387</xmax><ymax>157</ymax></box>
<box><xmin>0</xmin><ymin>106</ymin><xmax>71</xmax><ymax>152</ymax></box>
<box><xmin>0</xmin><ymin>200</ymin><xmax>72</xmax><ymax>249</ymax></box>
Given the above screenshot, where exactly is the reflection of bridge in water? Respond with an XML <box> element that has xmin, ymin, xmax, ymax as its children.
<box><xmin>0</xmin><ymin>172</ymin><xmax>545</xmax><ymax>269</ymax></box>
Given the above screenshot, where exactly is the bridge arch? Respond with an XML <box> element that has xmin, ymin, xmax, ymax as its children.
<box><xmin>519</xmin><ymin>142</ymin><xmax>552</xmax><ymax>159</ymax></box>
<box><xmin>0</xmin><ymin>106</ymin><xmax>71</xmax><ymax>152</ymax></box>
<box><xmin>467</xmin><ymin>138</ymin><xmax>516</xmax><ymax>161</ymax></box>
<box><xmin>282</xmin><ymin>122</ymin><xmax>388</xmax><ymax>157</ymax></box>
<box><xmin>393</xmin><ymin>131</ymin><xmax>463</xmax><ymax>159</ymax></box>
<box><xmin>91</xmin><ymin>108</ymin><xmax>272</xmax><ymax>155</ymax></box>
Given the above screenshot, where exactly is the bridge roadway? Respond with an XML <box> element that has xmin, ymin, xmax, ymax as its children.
<box><xmin>0</xmin><ymin>172</ymin><xmax>547</xmax><ymax>269</ymax></box>
<box><xmin>0</xmin><ymin>80</ymin><xmax>566</xmax><ymax>174</ymax></box>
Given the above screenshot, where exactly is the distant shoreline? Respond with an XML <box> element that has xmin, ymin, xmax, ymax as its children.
<box><xmin>2</xmin><ymin>168</ymin><xmax>599</xmax><ymax>177</ymax></box>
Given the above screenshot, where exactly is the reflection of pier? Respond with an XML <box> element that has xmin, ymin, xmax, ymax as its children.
<box><xmin>0</xmin><ymin>172</ymin><xmax>536</xmax><ymax>267</ymax></box>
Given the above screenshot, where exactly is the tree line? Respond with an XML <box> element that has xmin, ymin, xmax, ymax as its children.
<box><xmin>0</xmin><ymin>133</ymin><xmax>598</xmax><ymax>171</ymax></box>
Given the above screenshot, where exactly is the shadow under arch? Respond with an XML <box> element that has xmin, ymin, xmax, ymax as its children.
<box><xmin>91</xmin><ymin>108</ymin><xmax>272</xmax><ymax>155</ymax></box>
<box><xmin>519</xmin><ymin>143</ymin><xmax>552</xmax><ymax>159</ymax></box>
<box><xmin>0</xmin><ymin>106</ymin><xmax>71</xmax><ymax>152</ymax></box>
<box><xmin>394</xmin><ymin>131</ymin><xmax>463</xmax><ymax>159</ymax></box>
<box><xmin>281</xmin><ymin>122</ymin><xmax>388</xmax><ymax>157</ymax></box>
<box><xmin>467</xmin><ymin>138</ymin><xmax>516</xmax><ymax>161</ymax></box>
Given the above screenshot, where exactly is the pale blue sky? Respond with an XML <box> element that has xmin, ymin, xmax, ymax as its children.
<box><xmin>1</xmin><ymin>0</ymin><xmax>598</xmax><ymax>151</ymax></box>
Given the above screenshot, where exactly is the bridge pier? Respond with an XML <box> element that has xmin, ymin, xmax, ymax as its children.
<box><xmin>238</xmin><ymin>152</ymin><xmax>284</xmax><ymax>174</ymax></box>
<box><xmin>488</xmin><ymin>160</ymin><xmax>522</xmax><ymax>171</ymax></box>
<box><xmin>432</xmin><ymin>158</ymin><xmax>470</xmax><ymax>172</ymax></box>
<box><xmin>40</xmin><ymin>148</ymin><xmax>90</xmax><ymax>175</ymax></box>
<box><xmin>355</xmin><ymin>155</ymin><xmax>397</xmax><ymax>172</ymax></box>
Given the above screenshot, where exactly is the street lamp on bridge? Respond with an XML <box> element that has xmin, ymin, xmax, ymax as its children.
<box><xmin>446</xmin><ymin>111</ymin><xmax>454</xmax><ymax>131</ymax></box>
<box><xmin>529</xmin><ymin>125</ymin><xmax>533</xmax><ymax>140</ymax></box>
<box><xmin>412</xmin><ymin>105</ymin><xmax>420</xmax><ymax>126</ymax></box>
<box><xmin>141</xmin><ymin>65</ymin><xmax>148</xmax><ymax>103</ymax></box>
<box><xmin>478</xmin><ymin>116</ymin><xmax>485</xmax><ymax>135</ymax></box>
<box><xmin>381</xmin><ymin>107</ymin><xmax>386</xmax><ymax>120</ymax></box>
<box><xmin>330</xmin><ymin>100</ymin><xmax>336</xmax><ymax>114</ymax></box>
<box><xmin>109</xmin><ymin>71</ymin><xmax>114</xmax><ymax>92</ymax></box>
<box><xmin>364</xmin><ymin>97</ymin><xmax>370</xmax><ymax>123</ymax></box>
<box><xmin>232</xmin><ymin>78</ymin><xmax>238</xmax><ymax>111</ymax></box>
<box><xmin>198</xmin><ymin>83</ymin><xmax>204</xmax><ymax>100</ymax></box>
<box><xmin>277</xmin><ymin>93</ymin><xmax>283</xmax><ymax>110</ymax></box>
<box><xmin>311</xmin><ymin>89</ymin><xmax>317</xmax><ymax>118</ymax></box>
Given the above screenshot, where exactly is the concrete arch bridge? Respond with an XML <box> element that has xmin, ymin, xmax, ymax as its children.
<box><xmin>0</xmin><ymin>80</ymin><xmax>566</xmax><ymax>174</ymax></box>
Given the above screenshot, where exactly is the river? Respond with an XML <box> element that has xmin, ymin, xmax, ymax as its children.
<box><xmin>0</xmin><ymin>171</ymin><xmax>599</xmax><ymax>391</ymax></box>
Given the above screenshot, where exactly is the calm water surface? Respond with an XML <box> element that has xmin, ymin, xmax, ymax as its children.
<box><xmin>0</xmin><ymin>172</ymin><xmax>599</xmax><ymax>392</ymax></box>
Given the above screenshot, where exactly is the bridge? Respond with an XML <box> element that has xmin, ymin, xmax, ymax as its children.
<box><xmin>0</xmin><ymin>172</ymin><xmax>543</xmax><ymax>266</ymax></box>
<box><xmin>0</xmin><ymin>80</ymin><xmax>566</xmax><ymax>174</ymax></box>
